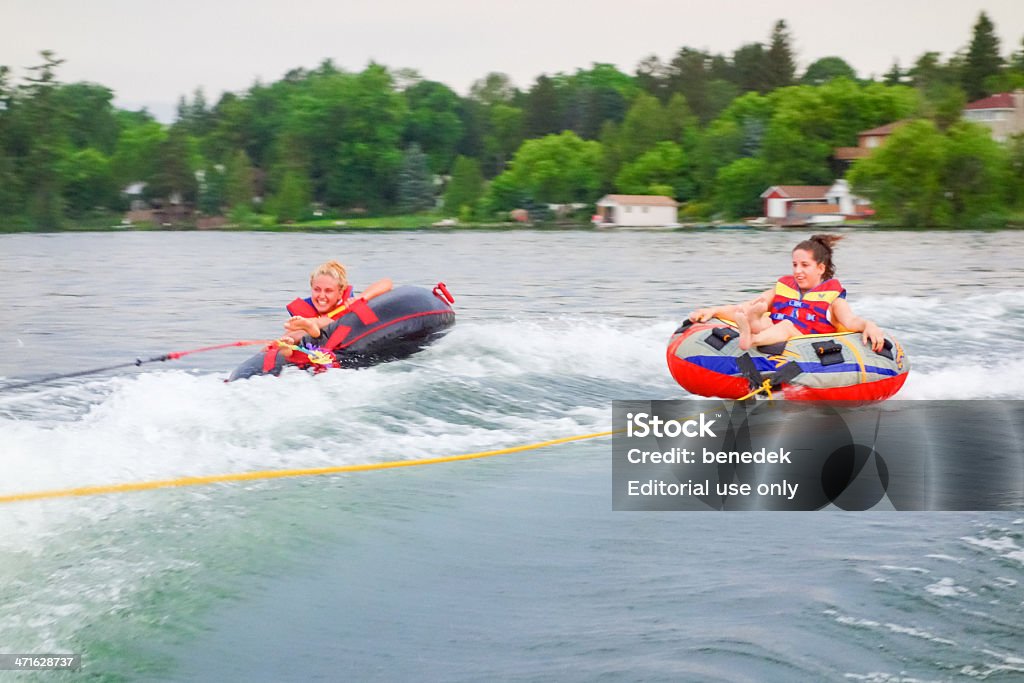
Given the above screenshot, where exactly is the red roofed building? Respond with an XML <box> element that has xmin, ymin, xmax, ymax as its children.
<box><xmin>760</xmin><ymin>180</ymin><xmax>872</xmax><ymax>223</ymax></box>
<box><xmin>962</xmin><ymin>90</ymin><xmax>1024</xmax><ymax>142</ymax></box>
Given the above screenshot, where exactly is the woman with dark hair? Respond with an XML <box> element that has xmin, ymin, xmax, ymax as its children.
<box><xmin>688</xmin><ymin>234</ymin><xmax>885</xmax><ymax>351</ymax></box>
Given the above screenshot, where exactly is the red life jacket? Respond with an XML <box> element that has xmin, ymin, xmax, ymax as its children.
<box><xmin>769</xmin><ymin>276</ymin><xmax>845</xmax><ymax>335</ymax></box>
<box><xmin>286</xmin><ymin>285</ymin><xmax>354</xmax><ymax>319</ymax></box>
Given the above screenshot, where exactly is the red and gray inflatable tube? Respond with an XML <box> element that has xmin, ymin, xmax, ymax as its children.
<box><xmin>228</xmin><ymin>284</ymin><xmax>456</xmax><ymax>381</ymax></box>
<box><xmin>666</xmin><ymin>317</ymin><xmax>910</xmax><ymax>401</ymax></box>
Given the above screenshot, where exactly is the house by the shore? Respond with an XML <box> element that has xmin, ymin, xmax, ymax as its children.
<box><xmin>593</xmin><ymin>194</ymin><xmax>679</xmax><ymax>227</ymax></box>
<box><xmin>759</xmin><ymin>180</ymin><xmax>872</xmax><ymax>226</ymax></box>
<box><xmin>833</xmin><ymin>121</ymin><xmax>906</xmax><ymax>164</ymax></box>
<box><xmin>963</xmin><ymin>90</ymin><xmax>1024</xmax><ymax>142</ymax></box>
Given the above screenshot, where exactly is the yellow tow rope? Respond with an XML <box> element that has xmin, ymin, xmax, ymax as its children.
<box><xmin>0</xmin><ymin>428</ymin><xmax>618</xmax><ymax>505</ymax></box>
<box><xmin>736</xmin><ymin>379</ymin><xmax>777</xmax><ymax>401</ymax></box>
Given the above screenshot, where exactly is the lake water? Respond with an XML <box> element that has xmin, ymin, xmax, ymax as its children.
<box><xmin>1</xmin><ymin>229</ymin><xmax>1022</xmax><ymax>681</ymax></box>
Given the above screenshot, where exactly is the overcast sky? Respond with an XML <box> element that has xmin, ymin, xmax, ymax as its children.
<box><xmin>5</xmin><ymin>0</ymin><xmax>1024</xmax><ymax>121</ymax></box>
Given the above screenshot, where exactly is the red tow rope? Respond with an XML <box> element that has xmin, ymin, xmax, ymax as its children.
<box><xmin>1</xmin><ymin>340</ymin><xmax>276</xmax><ymax>392</ymax></box>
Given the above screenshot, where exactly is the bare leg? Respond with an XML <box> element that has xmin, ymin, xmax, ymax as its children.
<box><xmin>747</xmin><ymin>299</ymin><xmax>770</xmax><ymax>334</ymax></box>
<box><xmin>735</xmin><ymin>304</ymin><xmax>752</xmax><ymax>349</ymax></box>
<box><xmin>742</xmin><ymin>320</ymin><xmax>800</xmax><ymax>350</ymax></box>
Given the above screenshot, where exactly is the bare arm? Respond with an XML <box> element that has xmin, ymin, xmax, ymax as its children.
<box><xmin>831</xmin><ymin>298</ymin><xmax>884</xmax><ymax>351</ymax></box>
<box><xmin>283</xmin><ymin>315</ymin><xmax>325</xmax><ymax>340</ymax></box>
<box><xmin>358</xmin><ymin>278</ymin><xmax>393</xmax><ymax>302</ymax></box>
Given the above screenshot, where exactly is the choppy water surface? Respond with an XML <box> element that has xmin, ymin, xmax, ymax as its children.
<box><xmin>1</xmin><ymin>229</ymin><xmax>1022</xmax><ymax>681</ymax></box>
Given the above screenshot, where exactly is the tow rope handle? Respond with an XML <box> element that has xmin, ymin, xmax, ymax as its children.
<box><xmin>433</xmin><ymin>282</ymin><xmax>455</xmax><ymax>305</ymax></box>
<box><xmin>272</xmin><ymin>340</ymin><xmax>337</xmax><ymax>366</ymax></box>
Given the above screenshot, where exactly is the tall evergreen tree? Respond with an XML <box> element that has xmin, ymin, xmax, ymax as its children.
<box><xmin>23</xmin><ymin>50</ymin><xmax>67</xmax><ymax>228</ymax></box>
<box><xmin>765</xmin><ymin>20</ymin><xmax>796</xmax><ymax>90</ymax></box>
<box><xmin>224</xmin><ymin>149</ymin><xmax>255</xmax><ymax>208</ymax></box>
<box><xmin>731</xmin><ymin>43</ymin><xmax>768</xmax><ymax>92</ymax></box>
<box><xmin>910</xmin><ymin>52</ymin><xmax>950</xmax><ymax>90</ymax></box>
<box><xmin>0</xmin><ymin>65</ymin><xmax>21</xmax><ymax>217</ymax></box>
<box><xmin>883</xmin><ymin>61</ymin><xmax>904</xmax><ymax>86</ymax></box>
<box><xmin>1012</xmin><ymin>38</ymin><xmax>1024</xmax><ymax>74</ymax></box>
<box><xmin>635</xmin><ymin>55</ymin><xmax>669</xmax><ymax>101</ymax></box>
<box><xmin>397</xmin><ymin>143</ymin><xmax>434</xmax><ymax>213</ymax></box>
<box><xmin>151</xmin><ymin>125</ymin><xmax>198</xmax><ymax>204</ymax></box>
<box><xmin>962</xmin><ymin>12</ymin><xmax>1003</xmax><ymax>100</ymax></box>
<box><xmin>443</xmin><ymin>155</ymin><xmax>484</xmax><ymax>215</ymax></box>
<box><xmin>667</xmin><ymin>48</ymin><xmax>715</xmax><ymax>122</ymax></box>
<box><xmin>524</xmin><ymin>75</ymin><xmax>561</xmax><ymax>137</ymax></box>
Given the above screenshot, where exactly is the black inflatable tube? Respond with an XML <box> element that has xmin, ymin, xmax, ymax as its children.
<box><xmin>228</xmin><ymin>285</ymin><xmax>455</xmax><ymax>381</ymax></box>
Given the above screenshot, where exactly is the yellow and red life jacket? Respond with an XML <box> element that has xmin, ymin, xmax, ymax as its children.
<box><xmin>769</xmin><ymin>275</ymin><xmax>846</xmax><ymax>335</ymax></box>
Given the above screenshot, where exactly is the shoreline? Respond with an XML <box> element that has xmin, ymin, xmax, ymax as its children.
<box><xmin>2</xmin><ymin>222</ymin><xmax>1022</xmax><ymax>234</ymax></box>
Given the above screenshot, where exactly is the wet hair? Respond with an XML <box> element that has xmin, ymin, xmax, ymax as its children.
<box><xmin>309</xmin><ymin>260</ymin><xmax>348</xmax><ymax>287</ymax></box>
<box><xmin>793</xmin><ymin>234</ymin><xmax>843</xmax><ymax>280</ymax></box>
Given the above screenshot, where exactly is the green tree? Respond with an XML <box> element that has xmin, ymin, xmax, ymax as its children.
<box><xmin>962</xmin><ymin>12</ymin><xmax>1003</xmax><ymax>100</ymax></box>
<box><xmin>485</xmin><ymin>103</ymin><xmax>524</xmax><ymax>172</ymax></box>
<box><xmin>801</xmin><ymin>57</ymin><xmax>857</xmax><ymax>86</ymax></box>
<box><xmin>281</xmin><ymin>64</ymin><xmax>406</xmax><ymax>209</ymax></box>
<box><xmin>760</xmin><ymin>79</ymin><xmax>919</xmax><ymax>184</ymax></box>
<box><xmin>197</xmin><ymin>165</ymin><xmax>226</xmax><ymax>214</ymax></box>
<box><xmin>0</xmin><ymin>65</ymin><xmax>22</xmax><ymax>217</ymax></box>
<box><xmin>765</xmin><ymin>20</ymin><xmax>796</xmax><ymax>90</ymax></box>
<box><xmin>54</xmin><ymin>83</ymin><xmax>120</xmax><ymax>153</ymax></box>
<box><xmin>524</xmin><ymin>75</ymin><xmax>561</xmax><ymax>137</ymax></box>
<box><xmin>485</xmin><ymin>131</ymin><xmax>604</xmax><ymax>209</ymax></box>
<box><xmin>731</xmin><ymin>43</ymin><xmax>767</xmax><ymax>92</ymax></box>
<box><xmin>909</xmin><ymin>52</ymin><xmax>957</xmax><ymax>91</ymax></box>
<box><xmin>150</xmin><ymin>125</ymin><xmax>199</xmax><ymax>204</ymax></box>
<box><xmin>616</xmin><ymin>93</ymin><xmax>673</xmax><ymax>162</ymax></box>
<box><xmin>942</xmin><ymin>121</ymin><xmax>1009</xmax><ymax>224</ymax></box>
<box><xmin>1006</xmin><ymin>133</ymin><xmax>1024</xmax><ymax>209</ymax></box>
<box><xmin>921</xmin><ymin>84</ymin><xmax>967</xmax><ymax>131</ymax></box>
<box><xmin>397</xmin><ymin>143</ymin><xmax>435</xmax><ymax>213</ymax></box>
<box><xmin>635</xmin><ymin>55</ymin><xmax>669</xmax><ymax>101</ymax></box>
<box><xmin>22</xmin><ymin>50</ymin><xmax>68</xmax><ymax>228</ymax></box>
<box><xmin>614</xmin><ymin>141</ymin><xmax>688</xmax><ymax>198</ymax></box>
<box><xmin>267</xmin><ymin>168</ymin><xmax>310</xmax><ymax>222</ymax></box>
<box><xmin>469</xmin><ymin>72</ymin><xmax>518</xmax><ymax>106</ymax></box>
<box><xmin>849</xmin><ymin>120</ymin><xmax>949</xmax><ymax>226</ymax></box>
<box><xmin>691</xmin><ymin>91</ymin><xmax>773</xmax><ymax>196</ymax></box>
<box><xmin>851</xmin><ymin>119</ymin><xmax>1010</xmax><ymax>226</ymax></box>
<box><xmin>713</xmin><ymin>157</ymin><xmax>771</xmax><ymax>217</ymax></box>
<box><xmin>403</xmin><ymin>80</ymin><xmax>464</xmax><ymax>173</ymax></box>
<box><xmin>176</xmin><ymin>87</ymin><xmax>213</xmax><ymax>137</ymax></box>
<box><xmin>558</xmin><ymin>63</ymin><xmax>636</xmax><ymax>139</ymax></box>
<box><xmin>883</xmin><ymin>61</ymin><xmax>904</xmax><ymax>86</ymax></box>
<box><xmin>666</xmin><ymin>48</ymin><xmax>714</xmax><ymax>122</ymax></box>
<box><xmin>110</xmin><ymin>119</ymin><xmax>166</xmax><ymax>186</ymax></box>
<box><xmin>454</xmin><ymin>98</ymin><xmax>486</xmax><ymax>164</ymax></box>
<box><xmin>443</xmin><ymin>155</ymin><xmax>484</xmax><ymax>215</ymax></box>
<box><xmin>58</xmin><ymin>147</ymin><xmax>117</xmax><ymax>216</ymax></box>
<box><xmin>665</xmin><ymin>93</ymin><xmax>699</xmax><ymax>149</ymax></box>
<box><xmin>224</xmin><ymin>149</ymin><xmax>255</xmax><ymax>209</ymax></box>
<box><xmin>1008</xmin><ymin>37</ymin><xmax>1024</xmax><ymax>86</ymax></box>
